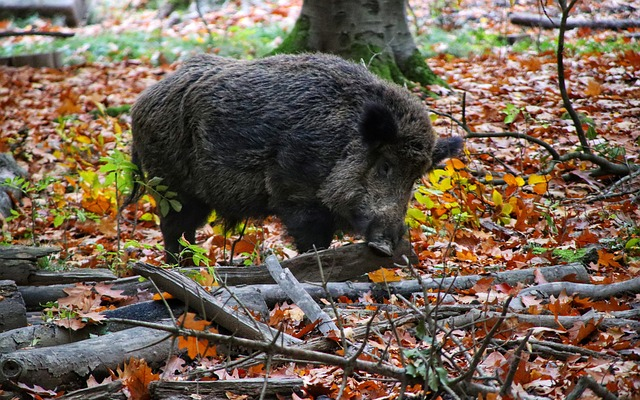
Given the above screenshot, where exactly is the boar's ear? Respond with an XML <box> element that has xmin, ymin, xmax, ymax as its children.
<box><xmin>359</xmin><ymin>102</ymin><xmax>398</xmax><ymax>149</ymax></box>
<box><xmin>432</xmin><ymin>137</ymin><xmax>463</xmax><ymax>165</ymax></box>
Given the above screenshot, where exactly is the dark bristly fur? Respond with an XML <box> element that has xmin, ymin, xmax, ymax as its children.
<box><xmin>128</xmin><ymin>53</ymin><xmax>462</xmax><ymax>262</ymax></box>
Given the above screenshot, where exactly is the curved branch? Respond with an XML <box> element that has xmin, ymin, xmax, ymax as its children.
<box><xmin>467</xmin><ymin>131</ymin><xmax>561</xmax><ymax>160</ymax></box>
<box><xmin>559</xmin><ymin>151</ymin><xmax>636</xmax><ymax>175</ymax></box>
<box><xmin>557</xmin><ymin>0</ymin><xmax>591</xmax><ymax>154</ymax></box>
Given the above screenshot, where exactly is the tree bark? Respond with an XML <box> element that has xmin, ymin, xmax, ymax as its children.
<box><xmin>275</xmin><ymin>0</ymin><xmax>441</xmax><ymax>85</ymax></box>
<box><xmin>510</xmin><ymin>12</ymin><xmax>640</xmax><ymax>30</ymax></box>
<box><xmin>192</xmin><ymin>240</ymin><xmax>416</xmax><ymax>285</ymax></box>
<box><xmin>57</xmin><ymin>381</ymin><xmax>126</xmax><ymax>400</ymax></box>
<box><xmin>131</xmin><ymin>262</ymin><xmax>301</xmax><ymax>346</ymax></box>
<box><xmin>149</xmin><ymin>378</ymin><xmax>304</xmax><ymax>400</ymax></box>
<box><xmin>0</xmin><ymin>280</ymin><xmax>28</xmax><ymax>332</ymax></box>
<box><xmin>0</xmin><ymin>326</ymin><xmax>173</xmax><ymax>391</ymax></box>
<box><xmin>243</xmin><ymin>263</ymin><xmax>590</xmax><ymax>307</ymax></box>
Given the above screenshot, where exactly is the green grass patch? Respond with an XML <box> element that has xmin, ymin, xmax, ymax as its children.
<box><xmin>416</xmin><ymin>26</ymin><xmax>508</xmax><ymax>57</ymax></box>
<box><xmin>415</xmin><ymin>26</ymin><xmax>640</xmax><ymax>57</ymax></box>
<box><xmin>0</xmin><ymin>24</ymin><xmax>286</xmax><ymax>64</ymax></box>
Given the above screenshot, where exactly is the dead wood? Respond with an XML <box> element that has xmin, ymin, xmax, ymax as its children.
<box><xmin>0</xmin><ymin>280</ymin><xmax>28</xmax><ymax>332</ymax></box>
<box><xmin>509</xmin><ymin>12</ymin><xmax>640</xmax><ymax>30</ymax></box>
<box><xmin>104</xmin><ymin>318</ymin><xmax>408</xmax><ymax>382</ymax></box>
<box><xmin>0</xmin><ymin>30</ymin><xmax>75</xmax><ymax>38</ymax></box>
<box><xmin>241</xmin><ymin>263</ymin><xmax>589</xmax><ymax>307</ymax></box>
<box><xmin>57</xmin><ymin>381</ymin><xmax>126</xmax><ymax>400</ymax></box>
<box><xmin>19</xmin><ymin>276</ymin><xmax>155</xmax><ymax>310</ymax></box>
<box><xmin>0</xmin><ymin>323</ymin><xmax>97</xmax><ymax>354</ymax></box>
<box><xmin>265</xmin><ymin>255</ymin><xmax>338</xmax><ymax>336</ymax></box>
<box><xmin>149</xmin><ymin>377</ymin><xmax>304</xmax><ymax>400</ymax></box>
<box><xmin>27</xmin><ymin>268</ymin><xmax>117</xmax><ymax>285</ymax></box>
<box><xmin>131</xmin><ymin>262</ymin><xmax>301</xmax><ymax>346</ymax></box>
<box><xmin>188</xmin><ymin>240</ymin><xmax>417</xmax><ymax>286</ymax></box>
<box><xmin>566</xmin><ymin>375</ymin><xmax>619</xmax><ymax>400</ymax></box>
<box><xmin>0</xmin><ymin>245</ymin><xmax>59</xmax><ymax>260</ymax></box>
<box><xmin>0</xmin><ymin>52</ymin><xmax>64</xmax><ymax>68</ymax></box>
<box><xmin>0</xmin><ymin>300</ymin><xmax>185</xmax><ymax>353</ymax></box>
<box><xmin>513</xmin><ymin>277</ymin><xmax>640</xmax><ymax>309</ymax></box>
<box><xmin>446</xmin><ymin>308</ymin><xmax>640</xmax><ymax>331</ymax></box>
<box><xmin>0</xmin><ymin>0</ymin><xmax>88</xmax><ymax>27</ymax></box>
<box><xmin>0</xmin><ymin>326</ymin><xmax>174</xmax><ymax>391</ymax></box>
<box><xmin>0</xmin><ymin>245</ymin><xmax>59</xmax><ymax>285</ymax></box>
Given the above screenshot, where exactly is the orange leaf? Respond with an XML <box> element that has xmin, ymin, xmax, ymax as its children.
<box><xmin>584</xmin><ymin>79</ymin><xmax>602</xmax><ymax>97</ymax></box>
<box><xmin>575</xmin><ymin>229</ymin><xmax>599</xmax><ymax>246</ymax></box>
<box><xmin>152</xmin><ymin>292</ymin><xmax>174</xmax><ymax>301</ymax></box>
<box><xmin>367</xmin><ymin>268</ymin><xmax>401</xmax><ymax>283</ymax></box>
<box><xmin>176</xmin><ymin>313</ymin><xmax>218</xmax><ymax>359</ymax></box>
<box><xmin>56</xmin><ymin>88</ymin><xmax>82</xmax><ymax>115</ymax></box>
<box><xmin>118</xmin><ymin>358</ymin><xmax>160</xmax><ymax>400</ymax></box>
<box><xmin>597</xmin><ymin>250</ymin><xmax>622</xmax><ymax>268</ymax></box>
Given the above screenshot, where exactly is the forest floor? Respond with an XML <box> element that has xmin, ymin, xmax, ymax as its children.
<box><xmin>0</xmin><ymin>0</ymin><xmax>639</xmax><ymax>399</ymax></box>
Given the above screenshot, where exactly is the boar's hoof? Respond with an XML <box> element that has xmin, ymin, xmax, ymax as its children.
<box><xmin>368</xmin><ymin>241</ymin><xmax>394</xmax><ymax>257</ymax></box>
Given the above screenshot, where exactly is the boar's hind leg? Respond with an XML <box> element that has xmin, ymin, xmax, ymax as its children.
<box><xmin>160</xmin><ymin>197</ymin><xmax>212</xmax><ymax>264</ymax></box>
<box><xmin>279</xmin><ymin>206</ymin><xmax>335</xmax><ymax>254</ymax></box>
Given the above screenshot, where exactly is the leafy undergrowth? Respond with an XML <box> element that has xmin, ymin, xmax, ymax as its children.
<box><xmin>1</xmin><ymin>0</ymin><xmax>639</xmax><ymax>399</ymax></box>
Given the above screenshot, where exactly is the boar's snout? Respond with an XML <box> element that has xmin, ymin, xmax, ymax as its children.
<box><xmin>357</xmin><ymin>213</ymin><xmax>406</xmax><ymax>257</ymax></box>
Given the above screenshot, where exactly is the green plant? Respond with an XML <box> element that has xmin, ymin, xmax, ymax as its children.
<box><xmin>1</xmin><ymin>176</ymin><xmax>56</xmax><ymax>244</ymax></box>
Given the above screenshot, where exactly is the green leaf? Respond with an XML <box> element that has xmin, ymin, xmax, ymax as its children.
<box><xmin>502</xmin><ymin>103</ymin><xmax>521</xmax><ymax>124</ymax></box>
<box><xmin>415</xmin><ymin>192</ymin><xmax>434</xmax><ymax>208</ymax></box>
<box><xmin>625</xmin><ymin>238</ymin><xmax>639</xmax><ymax>250</ymax></box>
<box><xmin>407</xmin><ymin>208</ymin><xmax>427</xmax><ymax>223</ymax></box>
<box><xmin>586</xmin><ymin>125</ymin><xmax>598</xmax><ymax>140</ymax></box>
<box><xmin>148</xmin><ymin>176</ymin><xmax>164</xmax><ymax>186</ymax></box>
<box><xmin>159</xmin><ymin>199</ymin><xmax>169</xmax><ymax>217</ymax></box>
<box><xmin>53</xmin><ymin>214</ymin><xmax>65</xmax><ymax>228</ymax></box>
<box><xmin>169</xmin><ymin>199</ymin><xmax>182</xmax><ymax>212</ymax></box>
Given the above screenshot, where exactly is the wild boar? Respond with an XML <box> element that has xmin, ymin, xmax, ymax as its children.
<box><xmin>128</xmin><ymin>53</ymin><xmax>462</xmax><ymax>262</ymax></box>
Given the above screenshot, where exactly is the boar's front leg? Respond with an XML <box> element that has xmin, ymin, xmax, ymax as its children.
<box><xmin>160</xmin><ymin>196</ymin><xmax>212</xmax><ymax>264</ymax></box>
<box><xmin>278</xmin><ymin>205</ymin><xmax>335</xmax><ymax>254</ymax></box>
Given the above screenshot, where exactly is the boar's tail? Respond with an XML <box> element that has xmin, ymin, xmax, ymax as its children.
<box><xmin>432</xmin><ymin>136</ymin><xmax>463</xmax><ymax>166</ymax></box>
<box><xmin>122</xmin><ymin>146</ymin><xmax>145</xmax><ymax>209</ymax></box>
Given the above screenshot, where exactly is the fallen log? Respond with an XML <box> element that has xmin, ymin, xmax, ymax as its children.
<box><xmin>0</xmin><ymin>51</ymin><xmax>64</xmax><ymax>68</ymax></box>
<box><xmin>27</xmin><ymin>268</ymin><xmax>117</xmax><ymax>285</ymax></box>
<box><xmin>509</xmin><ymin>12</ymin><xmax>640</xmax><ymax>30</ymax></box>
<box><xmin>0</xmin><ymin>280</ymin><xmax>28</xmax><ymax>332</ymax></box>
<box><xmin>58</xmin><ymin>381</ymin><xmax>126</xmax><ymax>400</ymax></box>
<box><xmin>131</xmin><ymin>262</ymin><xmax>301</xmax><ymax>346</ymax></box>
<box><xmin>0</xmin><ymin>30</ymin><xmax>75</xmax><ymax>38</ymax></box>
<box><xmin>20</xmin><ymin>276</ymin><xmax>155</xmax><ymax>310</ymax></box>
<box><xmin>0</xmin><ymin>325</ymin><xmax>174</xmax><ymax>391</ymax></box>
<box><xmin>0</xmin><ymin>300</ymin><xmax>185</xmax><ymax>353</ymax></box>
<box><xmin>0</xmin><ymin>245</ymin><xmax>59</xmax><ymax>285</ymax></box>
<box><xmin>149</xmin><ymin>378</ymin><xmax>304</xmax><ymax>400</ymax></box>
<box><xmin>447</xmin><ymin>308</ymin><xmax>640</xmax><ymax>331</ymax></box>
<box><xmin>241</xmin><ymin>263</ymin><xmax>590</xmax><ymax>307</ymax></box>
<box><xmin>265</xmin><ymin>255</ymin><xmax>338</xmax><ymax>336</ymax></box>
<box><xmin>0</xmin><ymin>0</ymin><xmax>89</xmax><ymax>27</ymax></box>
<box><xmin>512</xmin><ymin>276</ymin><xmax>640</xmax><ymax>309</ymax></box>
<box><xmin>188</xmin><ymin>240</ymin><xmax>417</xmax><ymax>286</ymax></box>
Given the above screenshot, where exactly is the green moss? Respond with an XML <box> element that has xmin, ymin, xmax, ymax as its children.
<box><xmin>552</xmin><ymin>248</ymin><xmax>590</xmax><ymax>263</ymax></box>
<box><xmin>342</xmin><ymin>43</ymin><xmax>402</xmax><ymax>83</ymax></box>
<box><xmin>399</xmin><ymin>49</ymin><xmax>446</xmax><ymax>87</ymax></box>
<box><xmin>272</xmin><ymin>20</ymin><xmax>442</xmax><ymax>88</ymax></box>
<box><xmin>271</xmin><ymin>14</ymin><xmax>311</xmax><ymax>55</ymax></box>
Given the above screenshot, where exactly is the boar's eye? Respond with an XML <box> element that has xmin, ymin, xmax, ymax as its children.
<box><xmin>376</xmin><ymin>160</ymin><xmax>393</xmax><ymax>178</ymax></box>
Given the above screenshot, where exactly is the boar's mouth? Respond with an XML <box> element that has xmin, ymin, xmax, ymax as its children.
<box><xmin>349</xmin><ymin>210</ymin><xmax>401</xmax><ymax>257</ymax></box>
<box><xmin>368</xmin><ymin>241</ymin><xmax>394</xmax><ymax>257</ymax></box>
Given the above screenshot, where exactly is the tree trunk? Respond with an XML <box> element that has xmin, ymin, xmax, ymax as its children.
<box><xmin>275</xmin><ymin>0</ymin><xmax>441</xmax><ymax>86</ymax></box>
